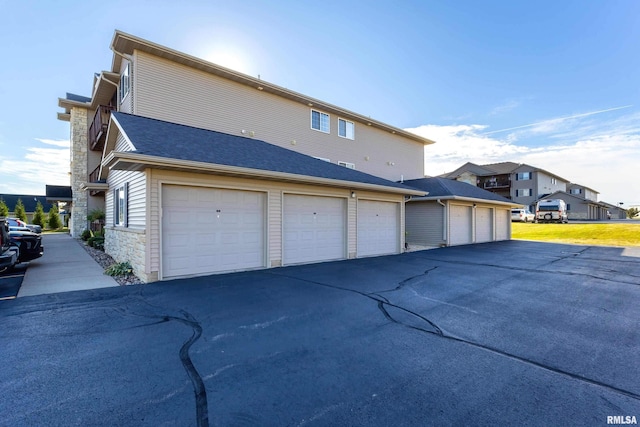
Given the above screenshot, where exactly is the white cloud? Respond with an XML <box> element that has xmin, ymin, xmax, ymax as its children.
<box><xmin>489</xmin><ymin>99</ymin><xmax>520</xmax><ymax>116</ymax></box>
<box><xmin>0</xmin><ymin>141</ymin><xmax>70</xmax><ymax>194</ymax></box>
<box><xmin>35</xmin><ymin>138</ymin><xmax>71</xmax><ymax>148</ymax></box>
<box><xmin>406</xmin><ymin>111</ymin><xmax>640</xmax><ymax>205</ymax></box>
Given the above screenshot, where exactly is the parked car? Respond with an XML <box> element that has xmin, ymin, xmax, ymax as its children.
<box><xmin>511</xmin><ymin>208</ymin><xmax>535</xmax><ymax>223</ymax></box>
<box><xmin>0</xmin><ymin>219</ymin><xmax>19</xmax><ymax>272</ymax></box>
<box><xmin>25</xmin><ymin>224</ymin><xmax>42</xmax><ymax>233</ymax></box>
<box><xmin>9</xmin><ymin>229</ymin><xmax>44</xmax><ymax>262</ymax></box>
<box><xmin>6</xmin><ymin>217</ymin><xmax>42</xmax><ymax>234</ymax></box>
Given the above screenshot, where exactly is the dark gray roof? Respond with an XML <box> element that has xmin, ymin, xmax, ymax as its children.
<box><xmin>46</xmin><ymin>185</ymin><xmax>72</xmax><ymax>201</ymax></box>
<box><xmin>403</xmin><ymin>177</ymin><xmax>514</xmax><ymax>203</ymax></box>
<box><xmin>0</xmin><ymin>194</ymin><xmax>54</xmax><ymax>212</ymax></box>
<box><xmin>480</xmin><ymin>161</ymin><xmax>520</xmax><ymax>175</ymax></box>
<box><xmin>112</xmin><ymin>112</ymin><xmax>418</xmax><ymax>192</ymax></box>
<box><xmin>65</xmin><ymin>93</ymin><xmax>91</xmax><ymax>103</ymax></box>
<box><xmin>439</xmin><ymin>162</ymin><xmax>497</xmax><ymax>179</ymax></box>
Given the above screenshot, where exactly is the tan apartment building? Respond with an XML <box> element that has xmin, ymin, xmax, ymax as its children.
<box><xmin>58</xmin><ymin>30</ymin><xmax>434</xmax><ymax>282</ymax></box>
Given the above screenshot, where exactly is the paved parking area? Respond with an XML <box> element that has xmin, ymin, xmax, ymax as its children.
<box><xmin>1</xmin><ymin>240</ymin><xmax>639</xmax><ymax>426</ymax></box>
<box><xmin>0</xmin><ymin>262</ymin><xmax>27</xmax><ymax>300</ymax></box>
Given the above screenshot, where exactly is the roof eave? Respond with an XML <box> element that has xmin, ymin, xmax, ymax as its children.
<box><xmin>102</xmin><ymin>151</ymin><xmax>426</xmax><ymax>196</ymax></box>
<box><xmin>410</xmin><ymin>195</ymin><xmax>519</xmax><ymax>207</ymax></box>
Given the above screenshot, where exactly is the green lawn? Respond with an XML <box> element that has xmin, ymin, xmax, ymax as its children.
<box><xmin>512</xmin><ymin>221</ymin><xmax>640</xmax><ymax>247</ymax></box>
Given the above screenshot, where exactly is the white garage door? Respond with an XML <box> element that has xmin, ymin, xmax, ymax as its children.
<box><xmin>357</xmin><ymin>200</ymin><xmax>399</xmax><ymax>257</ymax></box>
<box><xmin>449</xmin><ymin>204</ymin><xmax>472</xmax><ymax>245</ymax></box>
<box><xmin>162</xmin><ymin>185</ymin><xmax>265</xmax><ymax>279</ymax></box>
<box><xmin>475</xmin><ymin>207</ymin><xmax>494</xmax><ymax>243</ymax></box>
<box><xmin>283</xmin><ymin>194</ymin><xmax>345</xmax><ymax>265</ymax></box>
<box><xmin>496</xmin><ymin>209</ymin><xmax>510</xmax><ymax>241</ymax></box>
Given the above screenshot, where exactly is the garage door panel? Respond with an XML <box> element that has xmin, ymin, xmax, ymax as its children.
<box><xmin>450</xmin><ymin>205</ymin><xmax>472</xmax><ymax>246</ymax></box>
<box><xmin>283</xmin><ymin>195</ymin><xmax>346</xmax><ymax>265</ymax></box>
<box><xmin>357</xmin><ymin>200</ymin><xmax>399</xmax><ymax>257</ymax></box>
<box><xmin>475</xmin><ymin>207</ymin><xmax>493</xmax><ymax>243</ymax></box>
<box><xmin>496</xmin><ymin>209</ymin><xmax>510</xmax><ymax>241</ymax></box>
<box><xmin>162</xmin><ymin>185</ymin><xmax>266</xmax><ymax>278</ymax></box>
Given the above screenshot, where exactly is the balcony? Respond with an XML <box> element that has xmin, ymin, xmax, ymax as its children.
<box><xmin>89</xmin><ymin>105</ymin><xmax>115</xmax><ymax>151</ymax></box>
<box><xmin>482</xmin><ymin>178</ymin><xmax>510</xmax><ymax>189</ymax></box>
<box><xmin>85</xmin><ymin>165</ymin><xmax>108</xmax><ymax>196</ymax></box>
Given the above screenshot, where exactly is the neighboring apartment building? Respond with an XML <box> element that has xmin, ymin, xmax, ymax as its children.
<box><xmin>57</xmin><ymin>30</ymin><xmax>434</xmax><ymax>282</ymax></box>
<box><xmin>566</xmin><ymin>183</ymin><xmax>599</xmax><ymax>202</ymax></box>
<box><xmin>441</xmin><ymin>161</ymin><xmax>569</xmax><ymax>211</ymax></box>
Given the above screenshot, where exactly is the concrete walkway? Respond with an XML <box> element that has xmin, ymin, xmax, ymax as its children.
<box><xmin>18</xmin><ymin>233</ymin><xmax>118</xmax><ymax>297</ymax></box>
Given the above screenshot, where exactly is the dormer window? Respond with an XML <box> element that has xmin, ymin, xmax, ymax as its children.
<box><xmin>120</xmin><ymin>62</ymin><xmax>130</xmax><ymax>102</ymax></box>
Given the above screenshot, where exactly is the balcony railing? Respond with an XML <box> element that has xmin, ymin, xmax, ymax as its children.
<box><xmin>87</xmin><ymin>165</ymin><xmax>107</xmax><ymax>196</ymax></box>
<box><xmin>482</xmin><ymin>179</ymin><xmax>510</xmax><ymax>189</ymax></box>
<box><xmin>88</xmin><ymin>165</ymin><xmax>104</xmax><ymax>184</ymax></box>
<box><xmin>89</xmin><ymin>105</ymin><xmax>115</xmax><ymax>151</ymax></box>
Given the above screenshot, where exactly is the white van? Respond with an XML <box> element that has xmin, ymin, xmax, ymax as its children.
<box><xmin>535</xmin><ymin>199</ymin><xmax>568</xmax><ymax>223</ymax></box>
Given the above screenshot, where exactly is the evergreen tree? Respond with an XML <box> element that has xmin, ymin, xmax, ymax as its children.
<box><xmin>47</xmin><ymin>203</ymin><xmax>62</xmax><ymax>230</ymax></box>
<box><xmin>14</xmin><ymin>199</ymin><xmax>27</xmax><ymax>222</ymax></box>
<box><xmin>0</xmin><ymin>198</ymin><xmax>8</xmax><ymax>217</ymax></box>
<box><xmin>33</xmin><ymin>201</ymin><xmax>46</xmax><ymax>227</ymax></box>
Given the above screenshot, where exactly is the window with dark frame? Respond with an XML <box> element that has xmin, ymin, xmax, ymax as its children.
<box><xmin>120</xmin><ymin>62</ymin><xmax>130</xmax><ymax>102</ymax></box>
<box><xmin>338</xmin><ymin>118</ymin><xmax>354</xmax><ymax>139</ymax></box>
<box><xmin>114</xmin><ymin>183</ymin><xmax>128</xmax><ymax>227</ymax></box>
<box><xmin>311</xmin><ymin>110</ymin><xmax>330</xmax><ymax>133</ymax></box>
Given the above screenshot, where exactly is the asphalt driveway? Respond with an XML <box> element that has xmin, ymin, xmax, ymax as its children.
<box><xmin>1</xmin><ymin>240</ymin><xmax>639</xmax><ymax>426</ymax></box>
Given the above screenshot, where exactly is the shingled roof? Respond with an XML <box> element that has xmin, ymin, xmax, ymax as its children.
<box><xmin>108</xmin><ymin>113</ymin><xmax>424</xmax><ymax>195</ymax></box>
<box><xmin>403</xmin><ymin>177</ymin><xmax>516</xmax><ymax>205</ymax></box>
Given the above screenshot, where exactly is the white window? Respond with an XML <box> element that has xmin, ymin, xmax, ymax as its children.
<box><xmin>120</xmin><ymin>62</ymin><xmax>130</xmax><ymax>102</ymax></box>
<box><xmin>311</xmin><ymin>110</ymin><xmax>330</xmax><ymax>133</ymax></box>
<box><xmin>516</xmin><ymin>189</ymin><xmax>532</xmax><ymax>197</ymax></box>
<box><xmin>570</xmin><ymin>188</ymin><xmax>582</xmax><ymax>195</ymax></box>
<box><xmin>114</xmin><ymin>183</ymin><xmax>128</xmax><ymax>226</ymax></box>
<box><xmin>337</xmin><ymin>161</ymin><xmax>355</xmax><ymax>169</ymax></box>
<box><xmin>338</xmin><ymin>118</ymin><xmax>354</xmax><ymax>140</ymax></box>
<box><xmin>551</xmin><ymin>178</ymin><xmax>557</xmax><ymax>184</ymax></box>
<box><xmin>516</xmin><ymin>172</ymin><xmax>531</xmax><ymax>181</ymax></box>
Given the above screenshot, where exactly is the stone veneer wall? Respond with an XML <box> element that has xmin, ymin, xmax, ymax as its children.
<box><xmin>70</xmin><ymin>107</ymin><xmax>89</xmax><ymax>238</ymax></box>
<box><xmin>104</xmin><ymin>227</ymin><xmax>150</xmax><ymax>282</ymax></box>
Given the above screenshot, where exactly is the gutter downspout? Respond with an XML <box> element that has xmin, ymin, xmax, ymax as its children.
<box><xmin>437</xmin><ymin>199</ymin><xmax>447</xmax><ymax>245</ymax></box>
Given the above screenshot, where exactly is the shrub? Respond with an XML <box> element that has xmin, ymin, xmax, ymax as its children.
<box><xmin>81</xmin><ymin>229</ymin><xmax>92</xmax><ymax>241</ymax></box>
<box><xmin>47</xmin><ymin>204</ymin><xmax>62</xmax><ymax>230</ymax></box>
<box><xmin>14</xmin><ymin>199</ymin><xmax>27</xmax><ymax>223</ymax></box>
<box><xmin>0</xmin><ymin>198</ymin><xmax>8</xmax><ymax>217</ymax></box>
<box><xmin>87</xmin><ymin>236</ymin><xmax>105</xmax><ymax>250</ymax></box>
<box><xmin>105</xmin><ymin>262</ymin><xmax>133</xmax><ymax>277</ymax></box>
<box><xmin>32</xmin><ymin>201</ymin><xmax>46</xmax><ymax>227</ymax></box>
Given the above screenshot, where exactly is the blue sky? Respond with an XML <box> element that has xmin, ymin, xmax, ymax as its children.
<box><xmin>1</xmin><ymin>0</ymin><xmax>638</xmax><ymax>206</ymax></box>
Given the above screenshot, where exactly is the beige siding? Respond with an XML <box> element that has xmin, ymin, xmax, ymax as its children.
<box><xmin>115</xmin><ymin>133</ymin><xmax>133</xmax><ymax>151</ymax></box>
<box><xmin>132</xmin><ymin>51</ymin><xmax>425</xmax><ymax>181</ymax></box>
<box><xmin>347</xmin><ymin>196</ymin><xmax>357</xmax><ymax>258</ymax></box>
<box><xmin>105</xmin><ymin>169</ymin><xmax>146</xmax><ymax>229</ymax></box>
<box><xmin>405</xmin><ymin>202</ymin><xmax>445</xmax><ymax>247</ymax></box>
<box><xmin>148</xmin><ymin>169</ymin><xmax>404</xmax><ymax>280</ymax></box>
<box><xmin>119</xmin><ymin>59</ymin><xmax>133</xmax><ymax>114</ymax></box>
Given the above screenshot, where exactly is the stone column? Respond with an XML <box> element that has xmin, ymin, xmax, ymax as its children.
<box><xmin>70</xmin><ymin>107</ymin><xmax>89</xmax><ymax>238</ymax></box>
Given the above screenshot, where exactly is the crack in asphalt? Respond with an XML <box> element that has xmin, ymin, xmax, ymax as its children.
<box><xmin>411</xmin><ymin>254</ymin><xmax>640</xmax><ymax>286</ymax></box>
<box><xmin>268</xmin><ymin>271</ymin><xmax>640</xmax><ymax>402</ymax></box>
<box><xmin>115</xmin><ymin>303</ymin><xmax>209</xmax><ymax>427</ymax></box>
<box><xmin>375</xmin><ymin>267</ymin><xmax>439</xmax><ymax>294</ymax></box>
